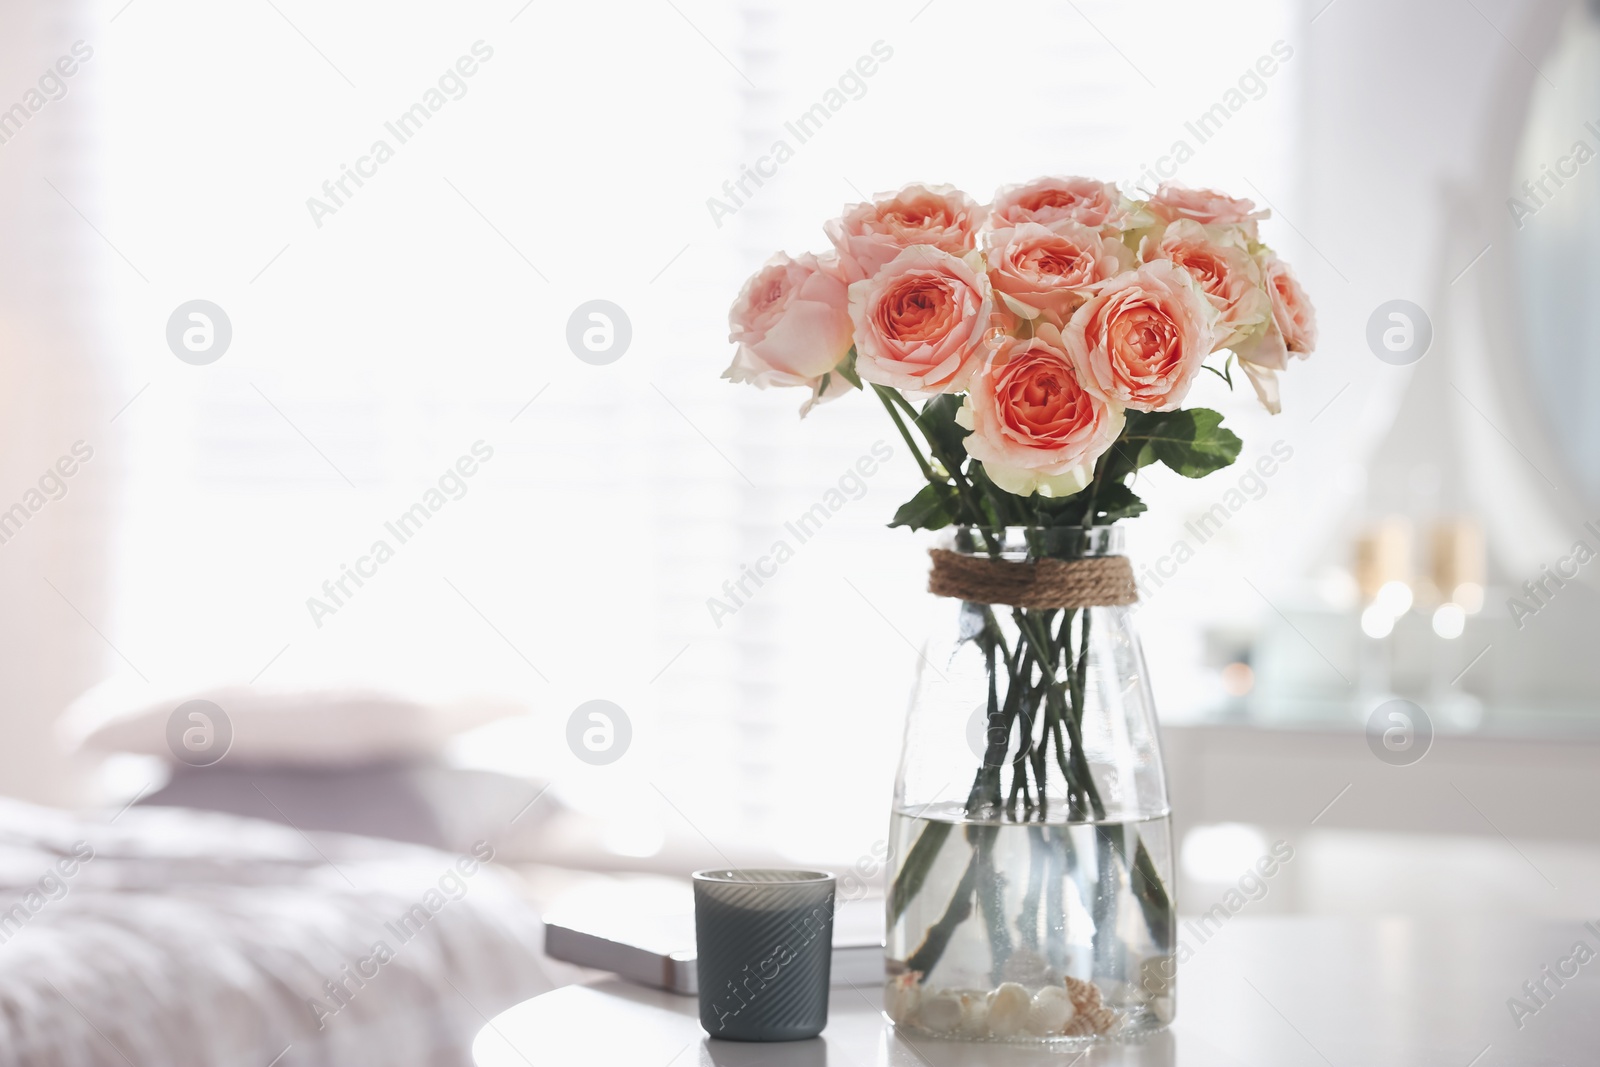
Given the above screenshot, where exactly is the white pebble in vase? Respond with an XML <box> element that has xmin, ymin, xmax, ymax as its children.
<box><xmin>956</xmin><ymin>991</ymin><xmax>989</xmax><ymax>1037</ymax></box>
<box><xmin>918</xmin><ymin>991</ymin><xmax>965</xmax><ymax>1033</ymax></box>
<box><xmin>1025</xmin><ymin>985</ymin><xmax>1077</xmax><ymax>1035</ymax></box>
<box><xmin>986</xmin><ymin>982</ymin><xmax>1032</xmax><ymax>1037</ymax></box>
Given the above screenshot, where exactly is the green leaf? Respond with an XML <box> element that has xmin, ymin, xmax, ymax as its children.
<box><xmin>889</xmin><ymin>482</ymin><xmax>961</xmax><ymax>531</ymax></box>
<box><xmin>966</xmin><ymin>463</ymin><xmax>1024</xmax><ymax>525</ymax></box>
<box><xmin>1097</xmin><ymin>437</ymin><xmax>1151</xmax><ymax>486</ymax></box>
<box><xmin>1120</xmin><ymin>408</ymin><xmax>1241</xmax><ymax>479</ymax></box>
<box><xmin>1088</xmin><ymin>481</ymin><xmax>1148</xmax><ymax>523</ymax></box>
<box><xmin>1033</xmin><ymin>480</ymin><xmax>1147</xmax><ymax>527</ymax></box>
<box><xmin>915</xmin><ymin>394</ymin><xmax>968</xmax><ymax>462</ymax></box>
<box><xmin>1097</xmin><ymin>413</ymin><xmax>1165</xmax><ymax>484</ymax></box>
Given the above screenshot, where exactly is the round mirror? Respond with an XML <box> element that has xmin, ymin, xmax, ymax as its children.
<box><xmin>1511</xmin><ymin>0</ymin><xmax>1600</xmax><ymax>501</ymax></box>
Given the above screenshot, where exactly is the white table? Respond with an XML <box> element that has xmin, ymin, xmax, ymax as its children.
<box><xmin>475</xmin><ymin>917</ymin><xmax>1595</xmax><ymax>1065</ymax></box>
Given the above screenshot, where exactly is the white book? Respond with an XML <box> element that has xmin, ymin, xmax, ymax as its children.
<box><xmin>542</xmin><ymin>878</ymin><xmax>885</xmax><ymax>994</ymax></box>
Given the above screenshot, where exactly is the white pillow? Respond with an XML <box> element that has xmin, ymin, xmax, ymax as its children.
<box><xmin>63</xmin><ymin>681</ymin><xmax>523</xmax><ymax>767</ymax></box>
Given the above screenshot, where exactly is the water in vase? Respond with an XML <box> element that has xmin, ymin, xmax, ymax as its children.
<box><xmin>885</xmin><ymin>803</ymin><xmax>1175</xmax><ymax>1043</ymax></box>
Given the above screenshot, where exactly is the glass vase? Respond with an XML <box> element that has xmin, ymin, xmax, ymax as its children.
<box><xmin>884</xmin><ymin>525</ymin><xmax>1175</xmax><ymax>1046</ymax></box>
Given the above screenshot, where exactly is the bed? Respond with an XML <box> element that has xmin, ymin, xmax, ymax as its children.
<box><xmin>0</xmin><ymin>797</ymin><xmax>553</xmax><ymax>1066</ymax></box>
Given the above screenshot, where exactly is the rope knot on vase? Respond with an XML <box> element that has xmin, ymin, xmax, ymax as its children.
<box><xmin>927</xmin><ymin>549</ymin><xmax>1138</xmax><ymax>609</ymax></box>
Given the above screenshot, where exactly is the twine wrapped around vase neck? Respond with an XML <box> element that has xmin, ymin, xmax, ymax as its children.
<box><xmin>927</xmin><ymin>548</ymin><xmax>1139</xmax><ymax>609</ymax></box>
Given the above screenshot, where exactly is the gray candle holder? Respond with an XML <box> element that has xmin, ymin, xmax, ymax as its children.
<box><xmin>693</xmin><ymin>869</ymin><xmax>836</xmax><ymax>1042</ymax></box>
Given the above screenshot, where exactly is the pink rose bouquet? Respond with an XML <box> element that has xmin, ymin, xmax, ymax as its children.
<box><xmin>722</xmin><ymin>176</ymin><xmax>1318</xmax><ymax>526</ymax></box>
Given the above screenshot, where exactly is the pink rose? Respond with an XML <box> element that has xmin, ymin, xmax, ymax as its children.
<box><xmin>986</xmin><ymin>222</ymin><xmax>1135</xmax><ymax>329</ymax></box>
<box><xmin>1148</xmin><ymin>183</ymin><xmax>1268</xmax><ymax>237</ymax></box>
<box><xmin>958</xmin><ymin>337</ymin><xmax>1125</xmax><ymax>498</ymax></box>
<box><xmin>1230</xmin><ymin>252</ymin><xmax>1317</xmax><ymax>415</ymax></box>
<box><xmin>991</xmin><ymin>176</ymin><xmax>1132</xmax><ymax>231</ymax></box>
<box><xmin>724</xmin><ymin>252</ymin><xmax>855</xmax><ymax>415</ymax></box>
<box><xmin>848</xmin><ymin>247</ymin><xmax>993</xmax><ymax>395</ymax></box>
<box><xmin>1263</xmin><ymin>252</ymin><xmax>1316</xmax><ymax>355</ymax></box>
<box><xmin>825</xmin><ymin>183</ymin><xmax>985</xmax><ymax>282</ymax></box>
<box><xmin>1063</xmin><ymin>260</ymin><xmax>1217</xmax><ymax>412</ymax></box>
<box><xmin>1236</xmin><ymin>359</ymin><xmax>1281</xmax><ymax>414</ymax></box>
<box><xmin>1140</xmin><ymin>220</ymin><xmax>1270</xmax><ymax>349</ymax></box>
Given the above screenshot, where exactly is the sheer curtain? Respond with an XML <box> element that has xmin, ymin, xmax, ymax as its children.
<box><xmin>74</xmin><ymin>0</ymin><xmax>1297</xmax><ymax>860</ymax></box>
<box><xmin>0</xmin><ymin>0</ymin><xmax>110</xmax><ymax>806</ymax></box>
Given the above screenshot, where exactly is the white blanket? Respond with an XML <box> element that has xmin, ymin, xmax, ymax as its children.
<box><xmin>0</xmin><ymin>797</ymin><xmax>552</xmax><ymax>1066</ymax></box>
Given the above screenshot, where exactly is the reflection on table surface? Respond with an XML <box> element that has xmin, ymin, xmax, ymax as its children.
<box><xmin>477</xmin><ymin>978</ymin><xmax>1177</xmax><ymax>1067</ymax></box>
<box><xmin>474</xmin><ymin>917</ymin><xmax>1598</xmax><ymax>1066</ymax></box>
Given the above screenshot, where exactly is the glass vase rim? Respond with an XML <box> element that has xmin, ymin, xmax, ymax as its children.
<box><xmin>691</xmin><ymin>868</ymin><xmax>835</xmax><ymax>886</ymax></box>
<box><xmin>947</xmin><ymin>523</ymin><xmax>1126</xmax><ymax>534</ymax></box>
<box><xmin>944</xmin><ymin>524</ymin><xmax>1125</xmax><ymax>560</ymax></box>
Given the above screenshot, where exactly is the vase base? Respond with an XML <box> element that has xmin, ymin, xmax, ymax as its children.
<box><xmin>885</xmin><ymin>972</ymin><xmax>1172</xmax><ymax>1047</ymax></box>
<box><xmin>892</xmin><ymin>1008</ymin><xmax>1170</xmax><ymax>1048</ymax></box>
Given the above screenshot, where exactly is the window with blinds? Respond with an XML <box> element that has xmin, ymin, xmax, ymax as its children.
<box><xmin>87</xmin><ymin>0</ymin><xmax>1297</xmax><ymax>864</ymax></box>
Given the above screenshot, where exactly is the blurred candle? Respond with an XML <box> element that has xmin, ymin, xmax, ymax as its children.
<box><xmin>1355</xmin><ymin>518</ymin><xmax>1411</xmax><ymax>602</ymax></box>
<box><xmin>1431</xmin><ymin>518</ymin><xmax>1485</xmax><ymax>613</ymax></box>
